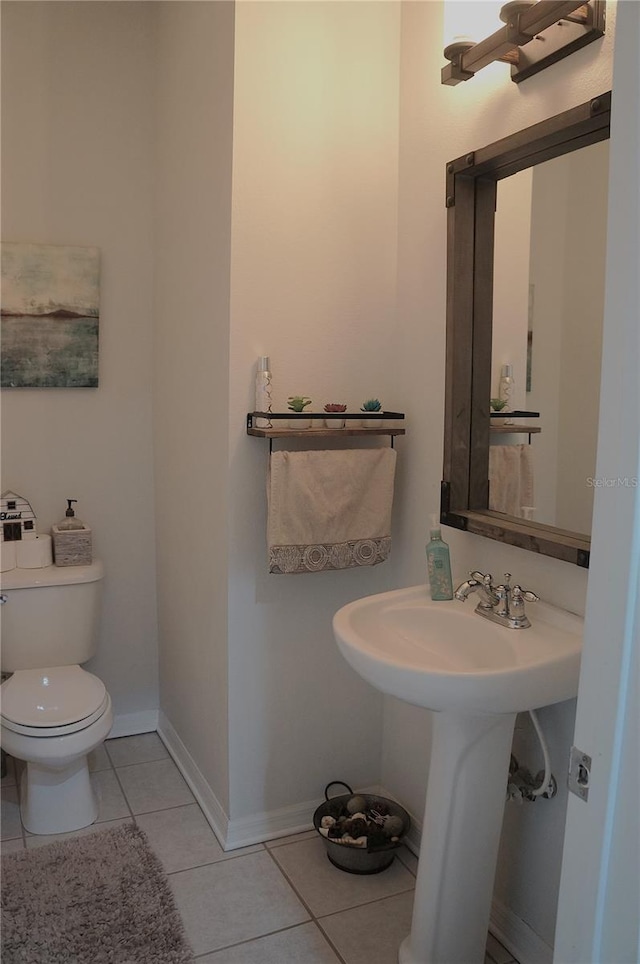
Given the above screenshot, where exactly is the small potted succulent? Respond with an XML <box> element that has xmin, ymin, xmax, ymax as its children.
<box><xmin>324</xmin><ymin>402</ymin><xmax>347</xmax><ymax>429</ymax></box>
<box><xmin>361</xmin><ymin>398</ymin><xmax>383</xmax><ymax>428</ymax></box>
<box><xmin>288</xmin><ymin>395</ymin><xmax>312</xmax><ymax>429</ymax></box>
<box><xmin>490</xmin><ymin>397</ymin><xmax>508</xmax><ymax>425</ymax></box>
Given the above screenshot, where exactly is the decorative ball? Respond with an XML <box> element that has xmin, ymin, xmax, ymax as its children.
<box><xmin>383</xmin><ymin>815</ymin><xmax>404</xmax><ymax>837</ymax></box>
<box><xmin>346</xmin><ymin>794</ymin><xmax>367</xmax><ymax>814</ymax></box>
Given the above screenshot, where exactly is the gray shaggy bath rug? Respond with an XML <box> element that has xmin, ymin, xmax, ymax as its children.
<box><xmin>1</xmin><ymin>823</ymin><xmax>194</xmax><ymax>963</ymax></box>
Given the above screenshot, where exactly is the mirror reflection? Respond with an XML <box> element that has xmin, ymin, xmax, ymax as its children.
<box><xmin>489</xmin><ymin>140</ymin><xmax>609</xmax><ymax>536</ymax></box>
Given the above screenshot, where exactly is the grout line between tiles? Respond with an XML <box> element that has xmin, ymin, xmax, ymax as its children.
<box><xmin>165</xmin><ymin>847</ymin><xmax>268</xmax><ymax>883</ymax></box>
<box><xmin>268</xmin><ymin>843</ymin><xmax>416</xmax><ymax>906</ymax></box>
<box><xmin>103</xmin><ymin>736</ymin><xmax>169</xmax><ymax>770</ymax></box>
<box><xmin>108</xmin><ymin>756</ymin><xmax>173</xmax><ymax>772</ymax></box>
<box><xmin>313</xmin><ymin>883</ymin><xmax>416</xmax><ymax>921</ymax></box>
<box><xmin>262</xmin><ymin>846</ymin><xmax>348</xmax><ymax>964</ymax></box>
<box><xmin>263</xmin><ymin>844</ymin><xmax>317</xmax><ymax>917</ymax></box>
<box><xmin>105</xmin><ymin>763</ymin><xmax>137</xmax><ymax>823</ymax></box>
<box><xmin>163</xmin><ymin>845</ymin><xmax>268</xmax><ymax>877</ymax></box>
<box><xmin>309</xmin><ymin>918</ymin><xmax>349</xmax><ymax>964</ymax></box>
<box><xmin>189</xmin><ymin>920</ymin><xmax>343</xmax><ymax>962</ymax></box>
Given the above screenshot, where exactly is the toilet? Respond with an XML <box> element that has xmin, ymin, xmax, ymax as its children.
<box><xmin>0</xmin><ymin>560</ymin><xmax>113</xmax><ymax>835</ymax></box>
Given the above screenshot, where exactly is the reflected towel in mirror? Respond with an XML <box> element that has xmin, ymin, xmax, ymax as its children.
<box><xmin>489</xmin><ymin>444</ymin><xmax>534</xmax><ymax>518</ymax></box>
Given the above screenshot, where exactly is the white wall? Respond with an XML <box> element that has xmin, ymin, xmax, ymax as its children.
<box><xmin>0</xmin><ymin>2</ymin><xmax>159</xmax><ymax>732</ymax></box>
<box><xmin>153</xmin><ymin>2</ymin><xmax>234</xmax><ymax>815</ymax></box>
<box><xmin>226</xmin><ymin>0</ymin><xmax>403</xmax><ymax>823</ymax></box>
<box><xmin>554</xmin><ymin>141</ymin><xmax>608</xmax><ymax>534</ymax></box>
<box><xmin>389</xmin><ymin>0</ymin><xmax>616</xmax><ymax>952</ymax></box>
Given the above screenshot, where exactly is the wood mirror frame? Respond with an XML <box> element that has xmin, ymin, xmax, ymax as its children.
<box><xmin>441</xmin><ymin>91</ymin><xmax>611</xmax><ymax>568</ymax></box>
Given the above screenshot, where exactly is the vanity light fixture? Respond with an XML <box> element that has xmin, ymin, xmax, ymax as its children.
<box><xmin>442</xmin><ymin>0</ymin><xmax>606</xmax><ymax>86</ymax></box>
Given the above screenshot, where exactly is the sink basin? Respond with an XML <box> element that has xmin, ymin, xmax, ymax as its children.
<box><xmin>333</xmin><ymin>584</ymin><xmax>584</xmax><ymax>963</ymax></box>
<box><xmin>333</xmin><ymin>584</ymin><xmax>583</xmax><ymax>715</ymax></box>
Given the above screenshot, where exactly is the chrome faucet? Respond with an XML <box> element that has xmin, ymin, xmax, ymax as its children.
<box><xmin>454</xmin><ymin>571</ymin><xmax>539</xmax><ymax>629</ymax></box>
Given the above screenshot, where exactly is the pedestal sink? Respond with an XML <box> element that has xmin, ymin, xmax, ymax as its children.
<box><xmin>332</xmin><ymin>585</ymin><xmax>583</xmax><ymax>964</ymax></box>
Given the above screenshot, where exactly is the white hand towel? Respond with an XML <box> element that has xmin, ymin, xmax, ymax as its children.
<box><xmin>489</xmin><ymin>444</ymin><xmax>535</xmax><ymax>518</ymax></box>
<box><xmin>267</xmin><ymin>448</ymin><xmax>397</xmax><ymax>573</ymax></box>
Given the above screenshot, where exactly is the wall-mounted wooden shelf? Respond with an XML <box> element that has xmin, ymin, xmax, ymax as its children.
<box><xmin>489</xmin><ymin>411</ymin><xmax>540</xmax><ymax>442</ymax></box>
<box><xmin>490</xmin><ymin>425</ymin><xmax>541</xmax><ymax>435</ymax></box>
<box><xmin>247</xmin><ymin>411</ymin><xmax>406</xmax><ymax>440</ymax></box>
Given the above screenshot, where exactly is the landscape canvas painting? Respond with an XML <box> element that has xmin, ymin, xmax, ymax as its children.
<box><xmin>1</xmin><ymin>242</ymin><xmax>100</xmax><ymax>388</ymax></box>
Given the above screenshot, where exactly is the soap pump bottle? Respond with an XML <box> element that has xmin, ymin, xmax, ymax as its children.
<box><xmin>255</xmin><ymin>356</ymin><xmax>273</xmax><ymax>429</ymax></box>
<box><xmin>426</xmin><ymin>517</ymin><xmax>453</xmax><ymax>600</ymax></box>
<box><xmin>57</xmin><ymin>499</ymin><xmax>84</xmax><ymax>530</ymax></box>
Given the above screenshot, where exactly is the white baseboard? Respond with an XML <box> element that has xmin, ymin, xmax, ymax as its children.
<box><xmin>224</xmin><ymin>782</ymin><xmax>412</xmax><ymax>850</ymax></box>
<box><xmin>490</xmin><ymin>897</ymin><xmax>553</xmax><ymax>964</ymax></box>
<box><xmin>155</xmin><ymin>711</ymin><xmax>317</xmax><ymax>850</ymax></box>
<box><xmin>109</xmin><ymin>709</ymin><xmax>159</xmax><ymax>739</ymax></box>
<box><xmin>156</xmin><ymin>711</ymin><xmax>229</xmax><ymax>849</ymax></box>
<box><xmin>225</xmin><ymin>799</ymin><xmax>317</xmax><ymax>850</ymax></box>
<box><xmin>225</xmin><ymin>781</ymin><xmax>425</xmax><ymax>853</ymax></box>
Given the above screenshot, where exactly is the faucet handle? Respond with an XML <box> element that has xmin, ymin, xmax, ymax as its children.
<box><xmin>469</xmin><ymin>570</ymin><xmax>493</xmax><ymax>586</ymax></box>
<box><xmin>509</xmin><ymin>585</ymin><xmax>538</xmax><ymax>627</ymax></box>
<box><xmin>512</xmin><ymin>585</ymin><xmax>540</xmax><ymax>603</ymax></box>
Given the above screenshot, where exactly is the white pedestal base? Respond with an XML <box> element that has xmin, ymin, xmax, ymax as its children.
<box><xmin>399</xmin><ymin>710</ymin><xmax>516</xmax><ymax>964</ymax></box>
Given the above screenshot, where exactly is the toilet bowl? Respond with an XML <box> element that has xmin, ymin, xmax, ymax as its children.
<box><xmin>0</xmin><ymin>560</ymin><xmax>112</xmax><ymax>835</ymax></box>
<box><xmin>1</xmin><ymin>665</ymin><xmax>113</xmax><ymax>834</ymax></box>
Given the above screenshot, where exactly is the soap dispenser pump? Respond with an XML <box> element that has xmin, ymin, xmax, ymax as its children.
<box><xmin>51</xmin><ymin>500</ymin><xmax>93</xmax><ymax>566</ymax></box>
<box><xmin>57</xmin><ymin>499</ymin><xmax>84</xmax><ymax>530</ymax></box>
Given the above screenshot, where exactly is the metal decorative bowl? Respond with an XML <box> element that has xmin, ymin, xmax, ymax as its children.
<box><xmin>313</xmin><ymin>781</ymin><xmax>411</xmax><ymax>875</ymax></box>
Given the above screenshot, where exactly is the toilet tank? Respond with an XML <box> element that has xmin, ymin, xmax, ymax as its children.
<box><xmin>0</xmin><ymin>561</ymin><xmax>103</xmax><ymax>672</ymax></box>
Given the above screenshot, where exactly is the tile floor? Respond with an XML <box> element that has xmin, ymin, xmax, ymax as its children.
<box><xmin>1</xmin><ymin>734</ymin><xmax>518</xmax><ymax>964</ymax></box>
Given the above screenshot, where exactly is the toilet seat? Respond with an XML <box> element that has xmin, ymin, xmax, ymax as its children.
<box><xmin>0</xmin><ymin>666</ymin><xmax>108</xmax><ymax>737</ymax></box>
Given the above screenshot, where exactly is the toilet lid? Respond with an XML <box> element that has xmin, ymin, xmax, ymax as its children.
<box><xmin>0</xmin><ymin>666</ymin><xmax>106</xmax><ymax>728</ymax></box>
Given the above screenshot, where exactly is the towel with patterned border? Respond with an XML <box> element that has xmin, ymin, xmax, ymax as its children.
<box><xmin>267</xmin><ymin>448</ymin><xmax>397</xmax><ymax>573</ymax></box>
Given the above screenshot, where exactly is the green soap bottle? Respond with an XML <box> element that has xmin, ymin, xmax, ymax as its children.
<box><xmin>426</xmin><ymin>521</ymin><xmax>453</xmax><ymax>600</ymax></box>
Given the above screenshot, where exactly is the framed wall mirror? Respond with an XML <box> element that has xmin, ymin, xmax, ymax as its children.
<box><xmin>441</xmin><ymin>92</ymin><xmax>611</xmax><ymax>567</ymax></box>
